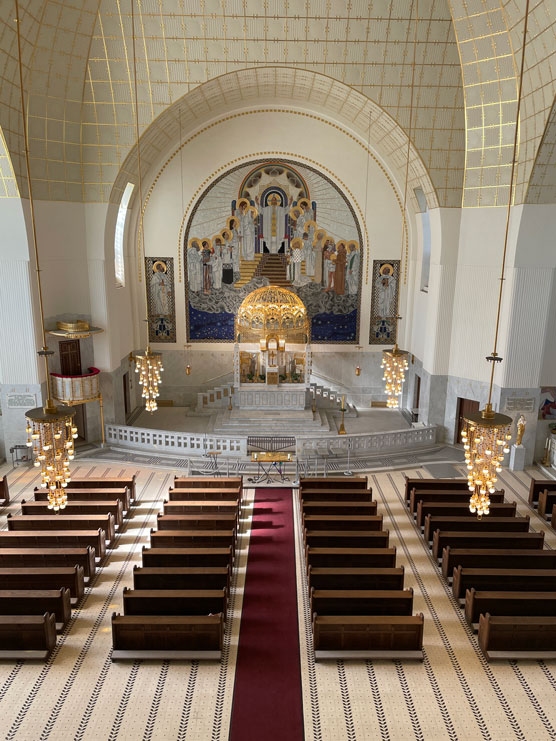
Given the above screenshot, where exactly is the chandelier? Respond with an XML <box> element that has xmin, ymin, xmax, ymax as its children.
<box><xmin>462</xmin><ymin>0</ymin><xmax>530</xmax><ymax>518</ymax></box>
<box><xmin>131</xmin><ymin>0</ymin><xmax>163</xmax><ymax>412</ymax></box>
<box><xmin>381</xmin><ymin>345</ymin><xmax>409</xmax><ymax>408</ymax></box>
<box><xmin>15</xmin><ymin>0</ymin><xmax>77</xmax><ymax>511</ymax></box>
<box><xmin>134</xmin><ymin>348</ymin><xmax>163</xmax><ymax>412</ymax></box>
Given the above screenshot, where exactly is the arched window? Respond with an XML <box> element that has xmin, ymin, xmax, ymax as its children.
<box><xmin>114</xmin><ymin>182</ymin><xmax>134</xmax><ymax>287</ymax></box>
<box><xmin>414</xmin><ymin>187</ymin><xmax>430</xmax><ymax>292</ymax></box>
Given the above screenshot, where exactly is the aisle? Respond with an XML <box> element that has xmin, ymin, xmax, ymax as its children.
<box><xmin>230</xmin><ymin>488</ymin><xmax>304</xmax><ymax>741</ymax></box>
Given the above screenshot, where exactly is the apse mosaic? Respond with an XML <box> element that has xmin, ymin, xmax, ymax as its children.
<box><xmin>146</xmin><ymin>257</ymin><xmax>176</xmax><ymax>343</ymax></box>
<box><xmin>369</xmin><ymin>259</ymin><xmax>400</xmax><ymax>345</ymax></box>
<box><xmin>184</xmin><ymin>159</ymin><xmax>363</xmax><ymax>343</ymax></box>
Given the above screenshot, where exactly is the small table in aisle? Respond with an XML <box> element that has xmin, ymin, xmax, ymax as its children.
<box><xmin>204</xmin><ymin>450</ymin><xmax>223</xmax><ymax>476</ymax></box>
<box><xmin>250</xmin><ymin>451</ymin><xmax>294</xmax><ymax>484</ymax></box>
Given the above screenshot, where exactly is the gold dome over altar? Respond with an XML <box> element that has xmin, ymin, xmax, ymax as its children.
<box><xmin>235</xmin><ymin>285</ymin><xmax>310</xmax><ymax>343</ymax></box>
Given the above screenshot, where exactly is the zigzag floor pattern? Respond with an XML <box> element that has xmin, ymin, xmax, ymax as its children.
<box><xmin>1</xmin><ymin>461</ymin><xmax>556</xmax><ymax>739</ymax></box>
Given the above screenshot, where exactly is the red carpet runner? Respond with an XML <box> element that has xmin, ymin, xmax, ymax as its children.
<box><xmin>230</xmin><ymin>488</ymin><xmax>304</xmax><ymax>741</ymax></box>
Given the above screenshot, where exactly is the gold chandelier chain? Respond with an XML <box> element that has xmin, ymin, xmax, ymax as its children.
<box><xmin>131</xmin><ymin>0</ymin><xmax>150</xmax><ymax>332</ymax></box>
<box><xmin>487</xmin><ymin>0</ymin><xmax>530</xmax><ymax>405</ymax></box>
<box><xmin>14</xmin><ymin>0</ymin><xmax>55</xmax><ymax>409</ymax></box>
<box><xmin>394</xmin><ymin>0</ymin><xmax>418</xmax><ymax>336</ymax></box>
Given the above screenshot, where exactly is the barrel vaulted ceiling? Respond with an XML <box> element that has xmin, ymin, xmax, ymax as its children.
<box><xmin>0</xmin><ymin>0</ymin><xmax>554</xmax><ymax>208</ymax></box>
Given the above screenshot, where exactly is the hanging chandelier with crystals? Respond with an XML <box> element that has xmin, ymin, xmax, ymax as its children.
<box><xmin>130</xmin><ymin>0</ymin><xmax>163</xmax><ymax>413</ymax></box>
<box><xmin>381</xmin><ymin>344</ymin><xmax>409</xmax><ymax>408</ymax></box>
<box><xmin>461</xmin><ymin>403</ymin><xmax>512</xmax><ymax>518</ymax></box>
<box><xmin>26</xmin><ymin>403</ymin><xmax>77</xmax><ymax>511</ymax></box>
<box><xmin>462</xmin><ymin>0</ymin><xmax>530</xmax><ymax>518</ymax></box>
<box><xmin>134</xmin><ymin>347</ymin><xmax>164</xmax><ymax>412</ymax></box>
<box><xmin>15</xmin><ymin>0</ymin><xmax>78</xmax><ymax>511</ymax></box>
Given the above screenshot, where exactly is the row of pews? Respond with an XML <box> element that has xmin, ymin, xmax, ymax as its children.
<box><xmin>0</xmin><ymin>476</ymin><xmax>135</xmax><ymax>659</ymax></box>
<box><xmin>300</xmin><ymin>476</ymin><xmax>424</xmax><ymax>660</ymax></box>
<box><xmin>111</xmin><ymin>476</ymin><xmax>242</xmax><ymax>660</ymax></box>
<box><xmin>528</xmin><ymin>478</ymin><xmax>556</xmax><ymax>529</ymax></box>
<box><xmin>405</xmin><ymin>475</ymin><xmax>556</xmax><ymax>660</ymax></box>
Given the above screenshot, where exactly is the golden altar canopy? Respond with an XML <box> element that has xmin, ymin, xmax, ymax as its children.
<box><xmin>235</xmin><ymin>285</ymin><xmax>310</xmax><ymax>343</ymax></box>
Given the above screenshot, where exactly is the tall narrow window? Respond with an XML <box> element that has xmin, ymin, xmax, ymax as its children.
<box><xmin>414</xmin><ymin>187</ymin><xmax>430</xmax><ymax>292</ymax></box>
<box><xmin>114</xmin><ymin>182</ymin><xmax>134</xmax><ymax>287</ymax></box>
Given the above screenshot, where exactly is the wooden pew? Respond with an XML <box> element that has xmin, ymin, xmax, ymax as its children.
<box><xmin>313</xmin><ymin>614</ymin><xmax>424</xmax><ymax>660</ymax></box>
<box><xmin>301</xmin><ymin>501</ymin><xmax>378</xmax><ymax>516</ymax></box>
<box><xmin>0</xmin><ymin>614</ymin><xmax>56</xmax><ymax>659</ymax></box>
<box><xmin>452</xmin><ymin>567</ymin><xmax>556</xmax><ymax>601</ymax></box>
<box><xmin>306</xmin><ymin>548</ymin><xmax>397</xmax><ymax>569</ymax></box>
<box><xmin>538</xmin><ymin>489</ymin><xmax>556</xmax><ymax>519</ymax></box>
<box><xmin>304</xmin><ymin>530</ymin><xmax>389</xmax><ymax>549</ymax></box>
<box><xmin>303</xmin><ymin>515</ymin><xmax>384</xmax><ymax>532</ymax></box>
<box><xmin>0</xmin><ymin>530</ymin><xmax>106</xmax><ymax>560</ymax></box>
<box><xmin>410</xmin><ymin>489</ymin><xmax>504</xmax><ymax>514</ymax></box>
<box><xmin>423</xmin><ymin>515</ymin><xmax>530</xmax><ymax>543</ymax></box>
<box><xmin>404</xmin><ymin>475</ymin><xmax>468</xmax><ymax>502</ymax></box>
<box><xmin>174</xmin><ymin>476</ymin><xmax>242</xmax><ymax>491</ymax></box>
<box><xmin>123</xmin><ymin>588</ymin><xmax>227</xmax><ymax>618</ymax></box>
<box><xmin>168</xmin><ymin>489</ymin><xmax>240</xmax><ymax>502</ymax></box>
<box><xmin>35</xmin><ymin>487</ymin><xmax>131</xmax><ymax>513</ymax></box>
<box><xmin>432</xmin><ymin>530</ymin><xmax>543</xmax><ymax>561</ymax></box>
<box><xmin>479</xmin><ymin>614</ymin><xmax>556</xmax><ymax>660</ymax></box>
<box><xmin>0</xmin><ymin>566</ymin><xmax>85</xmax><ymax>599</ymax></box>
<box><xmin>300</xmin><ymin>490</ymin><xmax>372</xmax><ymax>502</ymax></box>
<box><xmin>67</xmin><ymin>475</ymin><xmax>136</xmax><ymax>501</ymax></box>
<box><xmin>416</xmin><ymin>500</ymin><xmax>516</xmax><ymax>528</ymax></box>
<box><xmin>21</xmin><ymin>499</ymin><xmax>124</xmax><ymax>528</ymax></box>
<box><xmin>156</xmin><ymin>513</ymin><xmax>237</xmax><ymax>531</ymax></box>
<box><xmin>308</xmin><ymin>566</ymin><xmax>405</xmax><ymax>591</ymax></box>
<box><xmin>442</xmin><ymin>547</ymin><xmax>556</xmax><ymax>579</ymax></box>
<box><xmin>142</xmin><ymin>547</ymin><xmax>232</xmax><ymax>568</ymax></box>
<box><xmin>149</xmin><ymin>530</ymin><xmax>235</xmax><ymax>551</ymax></box>
<box><xmin>163</xmin><ymin>500</ymin><xmax>239</xmax><ymax>516</ymax></box>
<box><xmin>0</xmin><ymin>475</ymin><xmax>9</xmax><ymax>506</ymax></box>
<box><xmin>0</xmin><ymin>588</ymin><xmax>71</xmax><ymax>628</ymax></box>
<box><xmin>300</xmin><ymin>476</ymin><xmax>369</xmax><ymax>490</ymax></box>
<box><xmin>112</xmin><ymin>613</ymin><xmax>223</xmax><ymax>660</ymax></box>
<box><xmin>133</xmin><ymin>566</ymin><xmax>230</xmax><ymax>591</ymax></box>
<box><xmin>465</xmin><ymin>589</ymin><xmax>556</xmax><ymax>626</ymax></box>
<box><xmin>528</xmin><ymin>478</ymin><xmax>556</xmax><ymax>505</ymax></box>
<box><xmin>7</xmin><ymin>514</ymin><xmax>116</xmax><ymax>546</ymax></box>
<box><xmin>311</xmin><ymin>588</ymin><xmax>414</xmax><ymax>616</ymax></box>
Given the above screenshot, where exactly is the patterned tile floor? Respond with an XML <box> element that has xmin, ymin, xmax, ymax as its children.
<box><xmin>0</xmin><ymin>461</ymin><xmax>556</xmax><ymax>740</ymax></box>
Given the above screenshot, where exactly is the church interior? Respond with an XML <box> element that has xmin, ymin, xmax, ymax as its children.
<box><xmin>1</xmin><ymin>0</ymin><xmax>556</xmax><ymax>738</ymax></box>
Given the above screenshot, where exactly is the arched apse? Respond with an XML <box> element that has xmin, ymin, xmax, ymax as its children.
<box><xmin>526</xmin><ymin>92</ymin><xmax>556</xmax><ymax>204</ymax></box>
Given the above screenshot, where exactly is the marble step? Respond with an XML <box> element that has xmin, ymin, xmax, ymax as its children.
<box><xmin>211</xmin><ymin>408</ymin><xmax>331</xmax><ymax>434</ymax></box>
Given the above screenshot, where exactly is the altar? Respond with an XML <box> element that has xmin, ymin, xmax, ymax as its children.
<box><xmin>232</xmin><ymin>285</ymin><xmax>311</xmax><ymax>411</ymax></box>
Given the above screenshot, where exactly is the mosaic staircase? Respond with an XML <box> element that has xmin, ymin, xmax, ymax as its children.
<box><xmin>256</xmin><ymin>253</ymin><xmax>291</xmax><ymax>286</ymax></box>
<box><xmin>234</xmin><ymin>254</ymin><xmax>263</xmax><ymax>288</ymax></box>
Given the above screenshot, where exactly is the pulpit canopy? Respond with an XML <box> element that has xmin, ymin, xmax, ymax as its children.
<box><xmin>235</xmin><ymin>285</ymin><xmax>310</xmax><ymax>343</ymax></box>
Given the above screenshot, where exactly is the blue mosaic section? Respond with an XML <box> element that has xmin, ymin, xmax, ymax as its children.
<box><xmin>311</xmin><ymin>309</ymin><xmax>357</xmax><ymax>342</ymax></box>
<box><xmin>189</xmin><ymin>306</ymin><xmax>235</xmax><ymax>340</ymax></box>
